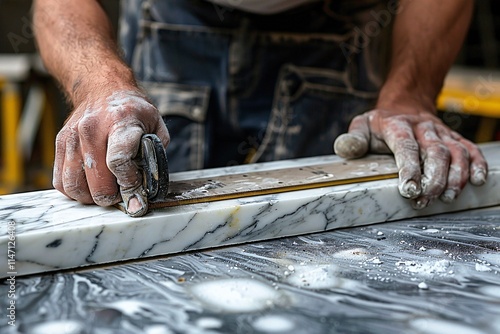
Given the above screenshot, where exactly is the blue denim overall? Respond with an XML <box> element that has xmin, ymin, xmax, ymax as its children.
<box><xmin>120</xmin><ymin>0</ymin><xmax>392</xmax><ymax>172</ymax></box>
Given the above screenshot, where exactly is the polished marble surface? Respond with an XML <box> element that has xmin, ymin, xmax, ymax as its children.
<box><xmin>1</xmin><ymin>143</ymin><xmax>500</xmax><ymax>277</ymax></box>
<box><xmin>1</xmin><ymin>206</ymin><xmax>499</xmax><ymax>334</ymax></box>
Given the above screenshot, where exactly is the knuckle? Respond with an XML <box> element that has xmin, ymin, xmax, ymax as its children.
<box><xmin>55</xmin><ymin>131</ymin><xmax>66</xmax><ymax>146</ymax></box>
<box><xmin>452</xmin><ymin>142</ymin><xmax>470</xmax><ymax>161</ymax></box>
<box><xmin>447</xmin><ymin>165</ymin><xmax>467</xmax><ymax>189</ymax></box>
<box><xmin>428</xmin><ymin>143</ymin><xmax>450</xmax><ymax>160</ymax></box>
<box><xmin>63</xmin><ymin>185</ymin><xmax>93</xmax><ymax>204</ymax></box>
<box><xmin>396</xmin><ymin>138</ymin><xmax>419</xmax><ymax>153</ymax></box>
<box><xmin>417</xmin><ymin>122</ymin><xmax>440</xmax><ymax>141</ymax></box>
<box><xmin>77</xmin><ymin>115</ymin><xmax>99</xmax><ymax>140</ymax></box>
<box><xmin>424</xmin><ymin>173</ymin><xmax>447</xmax><ymax>190</ymax></box>
<box><xmin>92</xmin><ymin>192</ymin><xmax>119</xmax><ymax>206</ymax></box>
<box><xmin>386</xmin><ymin>114</ymin><xmax>411</xmax><ymax>124</ymax></box>
<box><xmin>106</xmin><ymin>151</ymin><xmax>131</xmax><ymax>171</ymax></box>
<box><xmin>399</xmin><ymin>165</ymin><xmax>421</xmax><ymax>179</ymax></box>
<box><xmin>60</xmin><ymin>165</ymin><xmax>91</xmax><ymax>202</ymax></box>
<box><xmin>106</xmin><ymin>151</ymin><xmax>141</xmax><ymax>189</ymax></box>
<box><xmin>64</xmin><ymin>184</ymin><xmax>88</xmax><ymax>202</ymax></box>
<box><xmin>416</xmin><ymin>120</ymin><xmax>433</xmax><ymax>130</ymax></box>
<box><xmin>55</xmin><ymin>128</ymin><xmax>75</xmax><ymax>150</ymax></box>
<box><xmin>52</xmin><ymin>176</ymin><xmax>63</xmax><ymax>192</ymax></box>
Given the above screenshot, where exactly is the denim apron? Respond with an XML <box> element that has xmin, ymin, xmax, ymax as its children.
<box><xmin>119</xmin><ymin>0</ymin><xmax>392</xmax><ymax>172</ymax></box>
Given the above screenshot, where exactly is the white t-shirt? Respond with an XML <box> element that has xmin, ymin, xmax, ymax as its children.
<box><xmin>208</xmin><ymin>0</ymin><xmax>321</xmax><ymax>14</ymax></box>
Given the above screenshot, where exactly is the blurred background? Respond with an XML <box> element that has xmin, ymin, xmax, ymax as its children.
<box><xmin>0</xmin><ymin>0</ymin><xmax>499</xmax><ymax>195</ymax></box>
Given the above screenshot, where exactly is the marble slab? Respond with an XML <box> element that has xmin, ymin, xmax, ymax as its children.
<box><xmin>1</xmin><ymin>206</ymin><xmax>499</xmax><ymax>333</ymax></box>
<box><xmin>0</xmin><ymin>143</ymin><xmax>499</xmax><ymax>278</ymax></box>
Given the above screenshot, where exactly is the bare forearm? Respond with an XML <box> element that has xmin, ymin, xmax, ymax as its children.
<box><xmin>33</xmin><ymin>0</ymin><xmax>137</xmax><ymax>106</ymax></box>
<box><xmin>378</xmin><ymin>0</ymin><xmax>473</xmax><ymax>111</ymax></box>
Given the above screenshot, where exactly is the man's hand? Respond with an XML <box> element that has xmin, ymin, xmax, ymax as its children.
<box><xmin>334</xmin><ymin>108</ymin><xmax>487</xmax><ymax>209</ymax></box>
<box><xmin>53</xmin><ymin>90</ymin><xmax>170</xmax><ymax>216</ymax></box>
<box><xmin>333</xmin><ymin>0</ymin><xmax>485</xmax><ymax>209</ymax></box>
<box><xmin>33</xmin><ymin>0</ymin><xmax>171</xmax><ymax>216</ymax></box>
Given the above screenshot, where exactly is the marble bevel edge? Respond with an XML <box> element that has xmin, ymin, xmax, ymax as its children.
<box><xmin>0</xmin><ymin>171</ymin><xmax>499</xmax><ymax>278</ymax></box>
<box><xmin>1</xmin><ymin>143</ymin><xmax>499</xmax><ymax>277</ymax></box>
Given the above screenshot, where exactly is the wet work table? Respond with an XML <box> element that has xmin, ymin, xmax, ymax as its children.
<box><xmin>1</xmin><ymin>143</ymin><xmax>500</xmax><ymax>333</ymax></box>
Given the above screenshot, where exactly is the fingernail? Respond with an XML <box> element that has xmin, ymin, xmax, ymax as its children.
<box><xmin>126</xmin><ymin>194</ymin><xmax>147</xmax><ymax>217</ymax></box>
<box><xmin>399</xmin><ymin>180</ymin><xmax>420</xmax><ymax>199</ymax></box>
<box><xmin>440</xmin><ymin>189</ymin><xmax>456</xmax><ymax>203</ymax></box>
<box><xmin>412</xmin><ymin>197</ymin><xmax>429</xmax><ymax>210</ymax></box>
<box><xmin>472</xmin><ymin>168</ymin><xmax>486</xmax><ymax>186</ymax></box>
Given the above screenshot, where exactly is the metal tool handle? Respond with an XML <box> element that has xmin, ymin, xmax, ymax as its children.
<box><xmin>138</xmin><ymin>134</ymin><xmax>170</xmax><ymax>203</ymax></box>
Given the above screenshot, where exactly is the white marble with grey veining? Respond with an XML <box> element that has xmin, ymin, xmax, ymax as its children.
<box><xmin>1</xmin><ymin>206</ymin><xmax>499</xmax><ymax>334</ymax></box>
<box><xmin>1</xmin><ymin>143</ymin><xmax>499</xmax><ymax>277</ymax></box>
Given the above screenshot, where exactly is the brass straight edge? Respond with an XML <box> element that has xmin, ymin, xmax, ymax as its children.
<box><xmin>147</xmin><ymin>154</ymin><xmax>399</xmax><ymax>209</ymax></box>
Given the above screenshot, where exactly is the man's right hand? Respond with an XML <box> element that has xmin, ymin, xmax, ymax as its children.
<box><xmin>33</xmin><ymin>0</ymin><xmax>170</xmax><ymax>215</ymax></box>
<box><xmin>53</xmin><ymin>90</ymin><xmax>170</xmax><ymax>216</ymax></box>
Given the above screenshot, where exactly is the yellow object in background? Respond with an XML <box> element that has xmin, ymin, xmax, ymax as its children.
<box><xmin>0</xmin><ymin>80</ymin><xmax>23</xmax><ymax>194</ymax></box>
<box><xmin>0</xmin><ymin>55</ymin><xmax>58</xmax><ymax>195</ymax></box>
<box><xmin>437</xmin><ymin>66</ymin><xmax>500</xmax><ymax>142</ymax></box>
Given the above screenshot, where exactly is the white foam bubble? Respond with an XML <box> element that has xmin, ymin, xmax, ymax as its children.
<box><xmin>477</xmin><ymin>253</ymin><xmax>500</xmax><ymax>266</ymax></box>
<box><xmin>286</xmin><ymin>264</ymin><xmax>357</xmax><ymax>290</ymax></box>
<box><xmin>426</xmin><ymin>249</ymin><xmax>446</xmax><ymax>256</ymax></box>
<box><xmin>332</xmin><ymin>248</ymin><xmax>370</xmax><ymax>260</ymax></box>
<box><xmin>105</xmin><ymin>300</ymin><xmax>149</xmax><ymax>317</ymax></box>
<box><xmin>410</xmin><ymin>318</ymin><xmax>485</xmax><ymax>334</ymax></box>
<box><xmin>144</xmin><ymin>325</ymin><xmax>174</xmax><ymax>334</ymax></box>
<box><xmin>397</xmin><ymin>260</ymin><xmax>450</xmax><ymax>276</ymax></box>
<box><xmin>252</xmin><ymin>315</ymin><xmax>295</xmax><ymax>332</ymax></box>
<box><xmin>190</xmin><ymin>278</ymin><xmax>285</xmax><ymax>313</ymax></box>
<box><xmin>28</xmin><ymin>320</ymin><xmax>85</xmax><ymax>334</ymax></box>
<box><xmin>195</xmin><ymin>317</ymin><xmax>223</xmax><ymax>329</ymax></box>
<box><xmin>418</xmin><ymin>282</ymin><xmax>429</xmax><ymax>290</ymax></box>
<box><xmin>475</xmin><ymin>263</ymin><xmax>492</xmax><ymax>272</ymax></box>
<box><xmin>479</xmin><ymin>285</ymin><xmax>500</xmax><ymax>298</ymax></box>
<box><xmin>423</xmin><ymin>229</ymin><xmax>440</xmax><ymax>234</ymax></box>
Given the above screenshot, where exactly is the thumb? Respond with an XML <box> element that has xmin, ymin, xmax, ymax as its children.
<box><xmin>333</xmin><ymin>114</ymin><xmax>370</xmax><ymax>159</ymax></box>
<box><xmin>107</xmin><ymin>126</ymin><xmax>148</xmax><ymax>217</ymax></box>
<box><xmin>120</xmin><ymin>184</ymin><xmax>149</xmax><ymax>217</ymax></box>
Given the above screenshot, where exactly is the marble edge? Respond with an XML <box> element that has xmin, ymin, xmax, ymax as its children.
<box><xmin>1</xmin><ymin>168</ymin><xmax>499</xmax><ymax>278</ymax></box>
<box><xmin>0</xmin><ymin>143</ymin><xmax>498</xmax><ymax>277</ymax></box>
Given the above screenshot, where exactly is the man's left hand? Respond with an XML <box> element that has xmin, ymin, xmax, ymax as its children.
<box><xmin>334</xmin><ymin>107</ymin><xmax>488</xmax><ymax>209</ymax></box>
